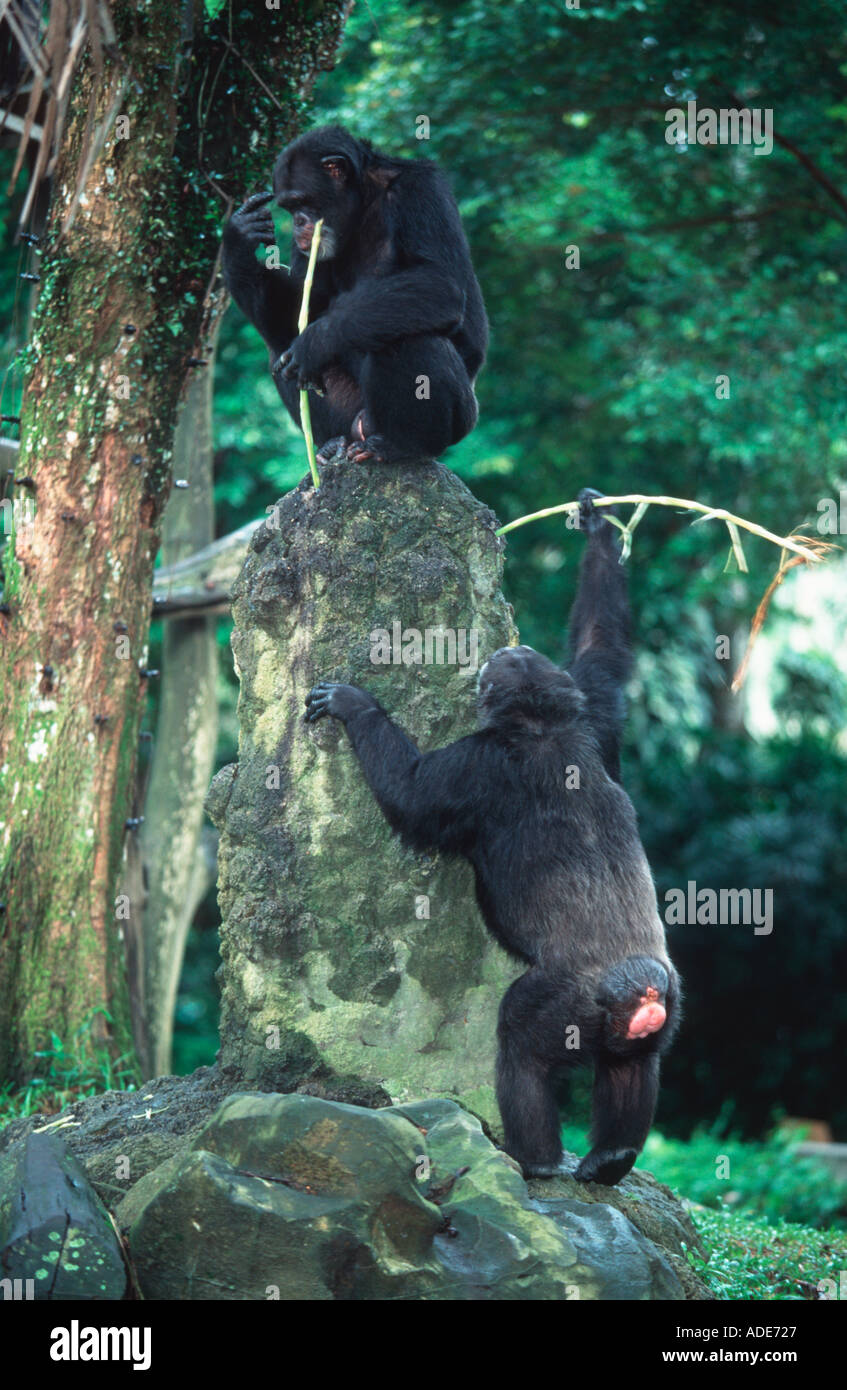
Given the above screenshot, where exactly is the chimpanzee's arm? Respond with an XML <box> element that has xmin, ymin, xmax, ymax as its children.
<box><xmin>305</xmin><ymin>681</ymin><xmax>484</xmax><ymax>854</ymax></box>
<box><xmin>308</xmin><ymin>268</ymin><xmax>466</xmax><ymax>355</ymax></box>
<box><xmin>276</xmin><ymin>269</ymin><xmax>467</xmax><ymax>392</ymax></box>
<box><xmin>222</xmin><ymin>194</ymin><xmax>299</xmax><ymax>358</ymax></box>
<box><xmin>567</xmin><ymin>488</ymin><xmax>633</xmax><ymax>781</ymax></box>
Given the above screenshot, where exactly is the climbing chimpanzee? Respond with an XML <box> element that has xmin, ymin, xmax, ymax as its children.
<box><xmin>304</xmin><ymin>490</ymin><xmax>681</xmax><ymax>1185</ymax></box>
<box><xmin>221</xmin><ymin>125</ymin><xmax>488</xmax><ymax>466</ymax></box>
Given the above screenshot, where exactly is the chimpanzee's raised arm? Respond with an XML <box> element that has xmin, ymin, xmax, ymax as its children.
<box><xmin>567</xmin><ymin>488</ymin><xmax>633</xmax><ymax>781</ymax></box>
<box><xmin>305</xmin><ymin>681</ymin><xmax>484</xmax><ymax>854</ymax></box>
<box><xmin>222</xmin><ymin>193</ymin><xmax>299</xmax><ymax>358</ymax></box>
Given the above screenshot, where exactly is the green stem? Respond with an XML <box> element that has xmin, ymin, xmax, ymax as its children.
<box><xmin>298</xmin><ymin>218</ymin><xmax>324</xmax><ymax>490</ymax></box>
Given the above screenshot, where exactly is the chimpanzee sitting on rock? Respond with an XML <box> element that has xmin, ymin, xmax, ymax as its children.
<box><xmin>222</xmin><ymin>125</ymin><xmax>488</xmax><ymax>467</ymax></box>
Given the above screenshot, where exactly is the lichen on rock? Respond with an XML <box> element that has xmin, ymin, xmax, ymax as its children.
<box><xmin>210</xmin><ymin>458</ymin><xmax>521</xmax><ymax>1116</ymax></box>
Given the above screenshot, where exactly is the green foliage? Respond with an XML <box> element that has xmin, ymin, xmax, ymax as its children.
<box><xmin>214</xmin><ymin>312</ymin><xmax>308</xmax><ymax>521</ymax></box>
<box><xmin>0</xmin><ymin>1010</ymin><xmax>138</xmax><ymax>1125</ymax></box>
<box><xmin>171</xmin><ymin>915</ymin><xmax>221</xmax><ymax>1075</ymax></box>
<box><xmin>0</xmin><ymin>149</ymin><xmax>31</xmax><ymax>429</ymax></box>
<box><xmin>631</xmin><ymin>733</ymin><xmax>847</xmax><ymax>1137</ymax></box>
<box><xmin>773</xmin><ymin>649</ymin><xmax>847</xmax><ymax>733</ymax></box>
<box><xmin>561</xmin><ymin>1118</ymin><xmax>847</xmax><ymax>1234</ymax></box>
<box><xmin>653</xmin><ymin>1127</ymin><xmax>847</xmax><ymax>1231</ymax></box>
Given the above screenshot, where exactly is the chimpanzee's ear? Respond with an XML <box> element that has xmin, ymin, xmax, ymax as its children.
<box><xmin>365</xmin><ymin>164</ymin><xmax>402</xmax><ymax>191</ymax></box>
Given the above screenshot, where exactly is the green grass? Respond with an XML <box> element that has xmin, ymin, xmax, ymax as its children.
<box><xmin>684</xmin><ymin>1205</ymin><xmax>847</xmax><ymax>1300</ymax></box>
<box><xmin>561</xmin><ymin>1120</ymin><xmax>847</xmax><ymax>1230</ymax></box>
<box><xmin>0</xmin><ymin>1010</ymin><xmax>138</xmax><ymax>1126</ymax></box>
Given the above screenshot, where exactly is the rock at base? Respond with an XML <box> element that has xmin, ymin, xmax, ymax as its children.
<box><xmin>124</xmin><ymin>1092</ymin><xmax>706</xmax><ymax>1300</ymax></box>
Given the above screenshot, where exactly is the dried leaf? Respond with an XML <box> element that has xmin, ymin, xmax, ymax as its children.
<box><xmin>731</xmin><ymin>535</ymin><xmax>838</xmax><ymax>691</ymax></box>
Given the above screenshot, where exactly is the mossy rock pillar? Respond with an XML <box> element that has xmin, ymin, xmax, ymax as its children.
<box><xmin>208</xmin><ymin>459</ymin><xmax>520</xmax><ymax>1122</ymax></box>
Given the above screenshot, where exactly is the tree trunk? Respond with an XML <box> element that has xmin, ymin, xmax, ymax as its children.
<box><xmin>0</xmin><ymin>8</ymin><xmax>194</xmax><ymax>1083</ymax></box>
<box><xmin>135</xmin><ymin>321</ymin><xmax>220</xmax><ymax>1078</ymax></box>
<box><xmin>0</xmin><ymin>0</ymin><xmax>350</xmax><ymax>1084</ymax></box>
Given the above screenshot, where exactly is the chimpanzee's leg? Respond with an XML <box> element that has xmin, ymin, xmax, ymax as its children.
<box><xmin>567</xmin><ymin>488</ymin><xmax>632</xmax><ymax>781</ymax></box>
<box><xmin>273</xmin><ymin>361</ymin><xmax>365</xmax><ymax>460</ymax></box>
<box><xmin>350</xmin><ymin>335</ymin><xmax>478</xmax><ymax>463</ymax></box>
<box><xmin>496</xmin><ymin>969</ymin><xmax>578</xmax><ymax>1176</ymax></box>
<box><xmin>574</xmin><ymin>1051</ymin><xmax>661</xmax><ymax>1185</ymax></box>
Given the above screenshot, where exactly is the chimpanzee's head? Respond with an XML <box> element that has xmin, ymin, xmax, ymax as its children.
<box><xmin>476</xmin><ymin>645</ymin><xmax>586</xmax><ymax>728</ymax></box>
<box><xmin>273</xmin><ymin>126</ymin><xmax>373</xmax><ymax>262</ymax></box>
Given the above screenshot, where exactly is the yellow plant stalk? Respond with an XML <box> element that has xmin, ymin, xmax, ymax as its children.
<box><xmin>496</xmin><ymin>493</ymin><xmax>822</xmax><ymax>566</ymax></box>
<box><xmin>298</xmin><ymin>217</ymin><xmax>324</xmax><ymax>490</ymax></box>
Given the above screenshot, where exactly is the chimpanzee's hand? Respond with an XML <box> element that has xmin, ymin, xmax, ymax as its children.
<box><xmin>578</xmin><ymin>487</ymin><xmax>618</xmax><ymax>537</ymax></box>
<box><xmin>305</xmin><ymin>681</ymin><xmax>377</xmax><ymax>724</ymax></box>
<box><xmin>224</xmin><ymin>192</ymin><xmax>275</xmax><ymax>251</ymax></box>
<box><xmin>273</xmin><ymin>323</ymin><xmax>328</xmax><ymax>394</ymax></box>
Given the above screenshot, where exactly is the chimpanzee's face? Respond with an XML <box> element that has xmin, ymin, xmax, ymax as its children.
<box><xmin>273</xmin><ymin>141</ymin><xmax>360</xmax><ymax>261</ymax></box>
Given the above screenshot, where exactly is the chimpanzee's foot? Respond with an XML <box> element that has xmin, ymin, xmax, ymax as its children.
<box><xmin>578</xmin><ymin>487</ymin><xmax>622</xmax><ymax>538</ymax></box>
<box><xmin>341</xmin><ymin>411</ymin><xmax>386</xmax><ymax>461</ymax></box>
<box><xmin>521</xmin><ymin>1161</ymin><xmax>563</xmax><ymax>1179</ymax></box>
<box><xmin>346</xmin><ymin>434</ymin><xmax>388</xmax><ymax>464</ymax></box>
<box><xmin>578</xmin><ymin>487</ymin><xmax>606</xmax><ymax>530</ymax></box>
<box><xmin>574</xmin><ymin>1146</ymin><xmax>637</xmax><ymax>1186</ymax></box>
<box><xmin>515</xmin><ymin>1146</ymin><xmax>566</xmax><ymax>1179</ymax></box>
<box><xmin>316</xmin><ymin>436</ymin><xmax>348</xmax><ymax>465</ymax></box>
<box><xmin>345</xmin><ymin>410</ymin><xmax>432</xmax><ymax>464</ymax></box>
